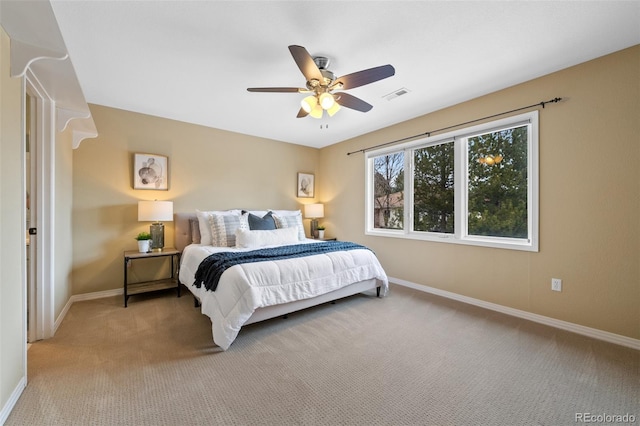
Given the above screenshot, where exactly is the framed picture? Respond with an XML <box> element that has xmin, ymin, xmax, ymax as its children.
<box><xmin>133</xmin><ymin>153</ymin><xmax>168</xmax><ymax>190</ymax></box>
<box><xmin>297</xmin><ymin>172</ymin><xmax>314</xmax><ymax>198</ymax></box>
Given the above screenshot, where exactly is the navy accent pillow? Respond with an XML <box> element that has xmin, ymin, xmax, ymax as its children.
<box><xmin>248</xmin><ymin>212</ymin><xmax>276</xmax><ymax>230</ymax></box>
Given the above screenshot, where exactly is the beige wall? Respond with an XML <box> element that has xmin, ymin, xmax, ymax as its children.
<box><xmin>0</xmin><ymin>26</ymin><xmax>26</xmax><ymax>420</ymax></box>
<box><xmin>72</xmin><ymin>105</ymin><xmax>320</xmax><ymax>294</ymax></box>
<box><xmin>73</xmin><ymin>47</ymin><xmax>639</xmax><ymax>340</ymax></box>
<box><xmin>319</xmin><ymin>46</ymin><xmax>640</xmax><ymax>340</ymax></box>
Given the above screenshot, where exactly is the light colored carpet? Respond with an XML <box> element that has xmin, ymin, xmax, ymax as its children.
<box><xmin>6</xmin><ymin>284</ymin><xmax>639</xmax><ymax>425</ymax></box>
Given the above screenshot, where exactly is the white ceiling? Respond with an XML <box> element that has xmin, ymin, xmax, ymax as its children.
<box><xmin>48</xmin><ymin>1</ymin><xmax>639</xmax><ymax>149</ymax></box>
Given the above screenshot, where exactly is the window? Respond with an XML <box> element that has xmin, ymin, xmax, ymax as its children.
<box><xmin>366</xmin><ymin>111</ymin><xmax>538</xmax><ymax>251</ymax></box>
<box><xmin>413</xmin><ymin>140</ymin><xmax>455</xmax><ymax>234</ymax></box>
<box><xmin>372</xmin><ymin>152</ymin><xmax>404</xmax><ymax>230</ymax></box>
<box><xmin>466</xmin><ymin>125</ymin><xmax>529</xmax><ymax>239</ymax></box>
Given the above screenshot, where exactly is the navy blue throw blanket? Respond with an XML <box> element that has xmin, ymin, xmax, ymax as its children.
<box><xmin>194</xmin><ymin>241</ymin><xmax>368</xmax><ymax>292</ymax></box>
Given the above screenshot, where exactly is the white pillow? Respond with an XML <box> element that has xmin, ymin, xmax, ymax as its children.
<box><xmin>196</xmin><ymin>209</ymin><xmax>241</xmax><ymax>245</ymax></box>
<box><xmin>245</xmin><ymin>210</ymin><xmax>269</xmax><ymax>217</ymax></box>
<box><xmin>272</xmin><ymin>211</ymin><xmax>306</xmax><ymax>241</ymax></box>
<box><xmin>235</xmin><ymin>227</ymin><xmax>299</xmax><ymax>249</ymax></box>
<box><xmin>269</xmin><ymin>209</ymin><xmax>301</xmax><ymax>217</ymax></box>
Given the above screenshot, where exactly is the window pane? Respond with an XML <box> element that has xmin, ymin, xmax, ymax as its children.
<box><xmin>467</xmin><ymin>126</ymin><xmax>528</xmax><ymax>238</ymax></box>
<box><xmin>413</xmin><ymin>142</ymin><xmax>455</xmax><ymax>233</ymax></box>
<box><xmin>372</xmin><ymin>152</ymin><xmax>404</xmax><ymax>229</ymax></box>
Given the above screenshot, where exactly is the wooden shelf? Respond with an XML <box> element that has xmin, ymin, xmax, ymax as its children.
<box><xmin>126</xmin><ymin>279</ymin><xmax>178</xmax><ymax>296</ymax></box>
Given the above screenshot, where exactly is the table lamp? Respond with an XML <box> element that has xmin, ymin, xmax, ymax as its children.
<box><xmin>304</xmin><ymin>203</ymin><xmax>324</xmax><ymax>239</ymax></box>
<box><xmin>138</xmin><ymin>200</ymin><xmax>173</xmax><ymax>251</ymax></box>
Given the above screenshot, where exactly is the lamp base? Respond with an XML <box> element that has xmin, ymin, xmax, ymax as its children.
<box><xmin>149</xmin><ymin>222</ymin><xmax>165</xmax><ymax>251</ymax></box>
<box><xmin>310</xmin><ymin>218</ymin><xmax>319</xmax><ymax>239</ymax></box>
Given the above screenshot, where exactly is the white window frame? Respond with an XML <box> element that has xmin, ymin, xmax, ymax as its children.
<box><xmin>365</xmin><ymin>111</ymin><xmax>539</xmax><ymax>252</ymax></box>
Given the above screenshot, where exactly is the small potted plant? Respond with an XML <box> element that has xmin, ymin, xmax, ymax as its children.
<box><xmin>316</xmin><ymin>225</ymin><xmax>325</xmax><ymax>239</ymax></box>
<box><xmin>135</xmin><ymin>232</ymin><xmax>152</xmax><ymax>253</ymax></box>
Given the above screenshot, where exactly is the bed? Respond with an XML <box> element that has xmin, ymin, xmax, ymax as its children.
<box><xmin>175</xmin><ymin>211</ymin><xmax>388</xmax><ymax>350</ymax></box>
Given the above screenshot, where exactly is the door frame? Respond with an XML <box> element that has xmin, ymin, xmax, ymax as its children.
<box><xmin>24</xmin><ymin>67</ymin><xmax>55</xmax><ymax>341</ymax></box>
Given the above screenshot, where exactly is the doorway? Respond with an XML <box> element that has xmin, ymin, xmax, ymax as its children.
<box><xmin>25</xmin><ymin>90</ymin><xmax>37</xmax><ymax>343</ymax></box>
<box><xmin>24</xmin><ymin>69</ymin><xmax>55</xmax><ymax>342</ymax></box>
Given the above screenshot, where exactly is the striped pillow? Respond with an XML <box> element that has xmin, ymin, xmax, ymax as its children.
<box><xmin>208</xmin><ymin>213</ymin><xmax>242</xmax><ymax>247</ymax></box>
<box><xmin>273</xmin><ymin>212</ymin><xmax>305</xmax><ymax>241</ymax></box>
<box><xmin>196</xmin><ymin>209</ymin><xmax>242</xmax><ymax>245</ymax></box>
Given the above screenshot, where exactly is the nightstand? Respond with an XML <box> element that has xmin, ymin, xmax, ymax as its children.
<box><xmin>318</xmin><ymin>237</ymin><xmax>337</xmax><ymax>241</ymax></box>
<box><xmin>123</xmin><ymin>248</ymin><xmax>181</xmax><ymax>307</ymax></box>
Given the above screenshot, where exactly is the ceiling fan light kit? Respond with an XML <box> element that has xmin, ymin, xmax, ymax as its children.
<box><xmin>309</xmin><ymin>103</ymin><xmax>323</xmax><ymax>119</ymax></box>
<box><xmin>248</xmin><ymin>45</ymin><xmax>395</xmax><ymax>119</ymax></box>
<box><xmin>301</xmin><ymin>96</ymin><xmax>316</xmax><ymax>113</ymax></box>
<box><xmin>326</xmin><ymin>101</ymin><xmax>341</xmax><ymax>117</ymax></box>
<box><xmin>319</xmin><ymin>92</ymin><xmax>335</xmax><ymax>109</ymax></box>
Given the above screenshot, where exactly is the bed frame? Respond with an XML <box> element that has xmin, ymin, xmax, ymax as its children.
<box><xmin>174</xmin><ymin>212</ymin><xmax>380</xmax><ymax>326</ymax></box>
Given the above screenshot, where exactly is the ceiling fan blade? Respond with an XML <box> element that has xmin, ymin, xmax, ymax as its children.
<box><xmin>288</xmin><ymin>45</ymin><xmax>323</xmax><ymax>82</ymax></box>
<box><xmin>335</xmin><ymin>92</ymin><xmax>373</xmax><ymax>112</ymax></box>
<box><xmin>334</xmin><ymin>64</ymin><xmax>395</xmax><ymax>90</ymax></box>
<box><xmin>296</xmin><ymin>108</ymin><xmax>309</xmax><ymax>118</ymax></box>
<box><xmin>247</xmin><ymin>87</ymin><xmax>304</xmax><ymax>93</ymax></box>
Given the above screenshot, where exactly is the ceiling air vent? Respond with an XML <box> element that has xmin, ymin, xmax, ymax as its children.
<box><xmin>384</xmin><ymin>87</ymin><xmax>410</xmax><ymax>101</ymax></box>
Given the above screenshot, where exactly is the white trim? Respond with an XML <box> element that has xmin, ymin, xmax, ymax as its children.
<box><xmin>53</xmin><ymin>289</ymin><xmax>123</xmax><ymax>334</ymax></box>
<box><xmin>390</xmin><ymin>277</ymin><xmax>640</xmax><ymax>351</ymax></box>
<box><xmin>53</xmin><ymin>296</ymin><xmax>73</xmax><ymax>334</ymax></box>
<box><xmin>9</xmin><ymin>38</ymin><xmax>67</xmax><ymax>79</ymax></box>
<box><xmin>56</xmin><ymin>108</ymin><xmax>98</xmax><ymax>147</ymax></box>
<box><xmin>42</xmin><ymin>83</ymin><xmax>55</xmax><ymax>340</ymax></box>
<box><xmin>20</xmin><ymin>76</ymin><xmax>29</xmax><ymax>396</ymax></box>
<box><xmin>25</xmin><ymin>68</ymin><xmax>56</xmax><ymax>340</ymax></box>
<box><xmin>56</xmin><ymin>107</ymin><xmax>89</xmax><ymax>132</ymax></box>
<box><xmin>8</xmin><ymin>37</ymin><xmax>98</xmax><ymax>149</ymax></box>
<box><xmin>0</xmin><ymin>376</ymin><xmax>27</xmax><ymax>425</ymax></box>
<box><xmin>70</xmin><ymin>288</ymin><xmax>123</xmax><ymax>303</ymax></box>
<box><xmin>71</xmin><ymin>127</ymin><xmax>98</xmax><ymax>149</ymax></box>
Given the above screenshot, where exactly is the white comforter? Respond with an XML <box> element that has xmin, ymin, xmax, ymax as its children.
<box><xmin>179</xmin><ymin>241</ymin><xmax>388</xmax><ymax>350</ymax></box>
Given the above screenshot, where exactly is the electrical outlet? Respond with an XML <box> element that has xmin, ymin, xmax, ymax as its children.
<box><xmin>551</xmin><ymin>278</ymin><xmax>562</xmax><ymax>292</ymax></box>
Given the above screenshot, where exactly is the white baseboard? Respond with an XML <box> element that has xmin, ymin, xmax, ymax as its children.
<box><xmin>53</xmin><ymin>288</ymin><xmax>123</xmax><ymax>335</ymax></box>
<box><xmin>54</xmin><ymin>297</ymin><xmax>73</xmax><ymax>334</ymax></box>
<box><xmin>69</xmin><ymin>288</ymin><xmax>122</xmax><ymax>303</ymax></box>
<box><xmin>48</xmin><ymin>282</ymin><xmax>640</xmax><ymax>351</ymax></box>
<box><xmin>390</xmin><ymin>277</ymin><xmax>640</xmax><ymax>351</ymax></box>
<box><xmin>0</xmin><ymin>376</ymin><xmax>26</xmax><ymax>426</ymax></box>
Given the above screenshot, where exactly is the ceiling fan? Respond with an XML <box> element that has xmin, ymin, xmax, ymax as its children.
<box><xmin>247</xmin><ymin>45</ymin><xmax>395</xmax><ymax>119</ymax></box>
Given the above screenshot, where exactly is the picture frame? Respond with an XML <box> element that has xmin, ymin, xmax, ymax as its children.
<box><xmin>297</xmin><ymin>172</ymin><xmax>314</xmax><ymax>198</ymax></box>
<box><xmin>133</xmin><ymin>153</ymin><xmax>168</xmax><ymax>190</ymax></box>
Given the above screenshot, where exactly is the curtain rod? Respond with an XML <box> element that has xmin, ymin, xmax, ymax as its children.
<box><xmin>346</xmin><ymin>97</ymin><xmax>562</xmax><ymax>156</ymax></box>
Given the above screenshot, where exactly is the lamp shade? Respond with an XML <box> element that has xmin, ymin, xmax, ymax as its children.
<box><xmin>304</xmin><ymin>203</ymin><xmax>324</xmax><ymax>219</ymax></box>
<box><xmin>309</xmin><ymin>103</ymin><xmax>323</xmax><ymax>119</ymax></box>
<box><xmin>301</xmin><ymin>95</ymin><xmax>316</xmax><ymax>113</ymax></box>
<box><xmin>138</xmin><ymin>201</ymin><xmax>173</xmax><ymax>222</ymax></box>
<box><xmin>327</xmin><ymin>101</ymin><xmax>341</xmax><ymax>117</ymax></box>
<box><xmin>319</xmin><ymin>92</ymin><xmax>335</xmax><ymax>110</ymax></box>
